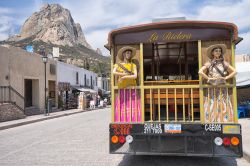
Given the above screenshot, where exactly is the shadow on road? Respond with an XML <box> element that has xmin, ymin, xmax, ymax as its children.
<box><xmin>118</xmin><ymin>155</ymin><xmax>238</xmax><ymax>166</ymax></box>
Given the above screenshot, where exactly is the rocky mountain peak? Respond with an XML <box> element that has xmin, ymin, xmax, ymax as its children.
<box><xmin>7</xmin><ymin>4</ymin><xmax>92</xmax><ymax>49</ymax></box>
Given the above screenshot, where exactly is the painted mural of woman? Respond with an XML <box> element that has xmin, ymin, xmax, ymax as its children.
<box><xmin>198</xmin><ymin>44</ymin><xmax>237</xmax><ymax>122</ymax></box>
<box><xmin>113</xmin><ymin>46</ymin><xmax>141</xmax><ymax>122</ymax></box>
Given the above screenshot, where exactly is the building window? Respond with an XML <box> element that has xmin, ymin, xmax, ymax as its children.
<box><xmin>91</xmin><ymin>76</ymin><xmax>93</xmax><ymax>88</ymax></box>
<box><xmin>84</xmin><ymin>74</ymin><xmax>86</xmax><ymax>86</ymax></box>
<box><xmin>96</xmin><ymin>77</ymin><xmax>97</xmax><ymax>86</ymax></box>
<box><xmin>86</xmin><ymin>79</ymin><xmax>89</xmax><ymax>86</ymax></box>
<box><xmin>76</xmin><ymin>72</ymin><xmax>79</xmax><ymax>84</ymax></box>
<box><xmin>102</xmin><ymin>80</ymin><xmax>104</xmax><ymax>89</ymax></box>
<box><xmin>50</xmin><ymin>64</ymin><xmax>56</xmax><ymax>75</ymax></box>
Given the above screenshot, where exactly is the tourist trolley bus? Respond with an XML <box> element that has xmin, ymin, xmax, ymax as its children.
<box><xmin>106</xmin><ymin>20</ymin><xmax>243</xmax><ymax>157</ymax></box>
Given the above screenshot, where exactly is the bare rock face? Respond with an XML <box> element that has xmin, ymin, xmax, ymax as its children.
<box><xmin>96</xmin><ymin>48</ymin><xmax>103</xmax><ymax>55</ymax></box>
<box><xmin>75</xmin><ymin>23</ymin><xmax>92</xmax><ymax>49</ymax></box>
<box><xmin>8</xmin><ymin>4</ymin><xmax>92</xmax><ymax>49</ymax></box>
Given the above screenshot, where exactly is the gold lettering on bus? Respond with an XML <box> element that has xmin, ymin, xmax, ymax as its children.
<box><xmin>147</xmin><ymin>31</ymin><xmax>192</xmax><ymax>42</ymax></box>
<box><xmin>148</xmin><ymin>32</ymin><xmax>159</xmax><ymax>43</ymax></box>
<box><xmin>162</xmin><ymin>31</ymin><xmax>192</xmax><ymax>40</ymax></box>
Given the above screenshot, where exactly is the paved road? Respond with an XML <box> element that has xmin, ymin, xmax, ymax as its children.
<box><xmin>0</xmin><ymin>108</ymin><xmax>249</xmax><ymax>166</ymax></box>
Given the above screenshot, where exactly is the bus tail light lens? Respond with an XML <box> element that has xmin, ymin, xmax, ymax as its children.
<box><xmin>231</xmin><ymin>137</ymin><xmax>240</xmax><ymax>146</ymax></box>
<box><xmin>214</xmin><ymin>137</ymin><xmax>223</xmax><ymax>146</ymax></box>
<box><xmin>119</xmin><ymin>135</ymin><xmax>126</xmax><ymax>144</ymax></box>
<box><xmin>223</xmin><ymin>137</ymin><xmax>231</xmax><ymax>146</ymax></box>
<box><xmin>126</xmin><ymin>135</ymin><xmax>133</xmax><ymax>143</ymax></box>
<box><xmin>111</xmin><ymin>135</ymin><xmax>118</xmax><ymax>144</ymax></box>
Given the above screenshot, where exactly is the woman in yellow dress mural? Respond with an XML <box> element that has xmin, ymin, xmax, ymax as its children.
<box><xmin>199</xmin><ymin>44</ymin><xmax>237</xmax><ymax>122</ymax></box>
<box><xmin>113</xmin><ymin>46</ymin><xmax>141</xmax><ymax>122</ymax></box>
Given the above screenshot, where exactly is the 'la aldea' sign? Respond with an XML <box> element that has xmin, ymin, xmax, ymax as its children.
<box><xmin>113</xmin><ymin>28</ymin><xmax>230</xmax><ymax>44</ymax></box>
<box><xmin>148</xmin><ymin>32</ymin><xmax>192</xmax><ymax>43</ymax></box>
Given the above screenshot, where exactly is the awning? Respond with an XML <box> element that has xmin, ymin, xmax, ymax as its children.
<box><xmin>98</xmin><ymin>88</ymin><xmax>110</xmax><ymax>94</ymax></box>
<box><xmin>236</xmin><ymin>62</ymin><xmax>250</xmax><ymax>87</ymax></box>
<box><xmin>72</xmin><ymin>86</ymin><xmax>97</xmax><ymax>94</ymax></box>
<box><xmin>104</xmin><ymin>91</ymin><xmax>111</xmax><ymax>95</ymax></box>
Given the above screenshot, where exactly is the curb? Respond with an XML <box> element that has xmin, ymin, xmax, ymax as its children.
<box><xmin>0</xmin><ymin>110</ymin><xmax>87</xmax><ymax>131</ymax></box>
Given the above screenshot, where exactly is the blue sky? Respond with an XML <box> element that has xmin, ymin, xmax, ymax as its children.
<box><xmin>0</xmin><ymin>0</ymin><xmax>249</xmax><ymax>56</ymax></box>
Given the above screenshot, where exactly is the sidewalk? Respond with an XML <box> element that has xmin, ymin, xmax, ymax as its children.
<box><xmin>238</xmin><ymin>118</ymin><xmax>250</xmax><ymax>162</ymax></box>
<box><xmin>0</xmin><ymin>108</ymin><xmax>88</xmax><ymax>130</ymax></box>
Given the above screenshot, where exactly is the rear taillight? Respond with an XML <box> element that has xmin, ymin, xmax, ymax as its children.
<box><xmin>126</xmin><ymin>135</ymin><xmax>133</xmax><ymax>143</ymax></box>
<box><xmin>231</xmin><ymin>137</ymin><xmax>240</xmax><ymax>146</ymax></box>
<box><xmin>119</xmin><ymin>135</ymin><xmax>126</xmax><ymax>144</ymax></box>
<box><xmin>223</xmin><ymin>137</ymin><xmax>231</xmax><ymax>146</ymax></box>
<box><xmin>111</xmin><ymin>135</ymin><xmax>118</xmax><ymax>144</ymax></box>
<box><xmin>214</xmin><ymin>137</ymin><xmax>223</xmax><ymax>146</ymax></box>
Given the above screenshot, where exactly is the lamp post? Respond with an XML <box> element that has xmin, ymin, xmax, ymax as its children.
<box><xmin>41</xmin><ymin>49</ymin><xmax>48</xmax><ymax>115</ymax></box>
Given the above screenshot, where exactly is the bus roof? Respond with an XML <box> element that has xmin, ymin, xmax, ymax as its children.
<box><xmin>106</xmin><ymin>20</ymin><xmax>239</xmax><ymax>49</ymax></box>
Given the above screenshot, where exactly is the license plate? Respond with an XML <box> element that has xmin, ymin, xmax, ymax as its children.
<box><xmin>164</xmin><ymin>124</ymin><xmax>182</xmax><ymax>133</ymax></box>
<box><xmin>143</xmin><ymin>124</ymin><xmax>162</xmax><ymax>134</ymax></box>
<box><xmin>222</xmin><ymin>125</ymin><xmax>240</xmax><ymax>134</ymax></box>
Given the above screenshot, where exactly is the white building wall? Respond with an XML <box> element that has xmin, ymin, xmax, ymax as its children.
<box><xmin>57</xmin><ymin>61</ymin><xmax>98</xmax><ymax>91</ymax></box>
<box><xmin>235</xmin><ymin>54</ymin><xmax>250</xmax><ymax>62</ymax></box>
<box><xmin>97</xmin><ymin>77</ymin><xmax>110</xmax><ymax>91</ymax></box>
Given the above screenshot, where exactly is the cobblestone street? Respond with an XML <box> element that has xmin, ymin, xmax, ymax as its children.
<box><xmin>0</xmin><ymin>108</ymin><xmax>249</xmax><ymax>166</ymax></box>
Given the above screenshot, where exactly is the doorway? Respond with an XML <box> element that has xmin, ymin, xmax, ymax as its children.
<box><xmin>25</xmin><ymin>79</ymin><xmax>32</xmax><ymax>107</ymax></box>
<box><xmin>49</xmin><ymin>80</ymin><xmax>56</xmax><ymax>107</ymax></box>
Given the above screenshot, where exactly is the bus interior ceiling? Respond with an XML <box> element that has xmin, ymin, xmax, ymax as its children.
<box><xmin>143</xmin><ymin>41</ymin><xmax>200</xmax><ymax>122</ymax></box>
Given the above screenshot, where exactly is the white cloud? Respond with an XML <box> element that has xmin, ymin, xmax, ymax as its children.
<box><xmin>0</xmin><ymin>14</ymin><xmax>14</xmax><ymax>40</ymax></box>
<box><xmin>1</xmin><ymin>0</ymin><xmax>250</xmax><ymax>55</ymax></box>
<box><xmin>193</xmin><ymin>0</ymin><xmax>250</xmax><ymax>54</ymax></box>
<box><xmin>61</xmin><ymin>0</ymin><xmax>184</xmax><ymax>53</ymax></box>
<box><xmin>14</xmin><ymin>0</ymin><xmax>44</xmax><ymax>27</ymax></box>
<box><xmin>62</xmin><ymin>0</ymin><xmax>183</xmax><ymax>30</ymax></box>
<box><xmin>0</xmin><ymin>7</ymin><xmax>12</xmax><ymax>14</ymax></box>
<box><xmin>84</xmin><ymin>28</ymin><xmax>111</xmax><ymax>56</ymax></box>
<box><xmin>0</xmin><ymin>7</ymin><xmax>14</xmax><ymax>40</ymax></box>
<box><xmin>0</xmin><ymin>0</ymin><xmax>45</xmax><ymax>40</ymax></box>
<box><xmin>60</xmin><ymin>0</ymin><xmax>250</xmax><ymax>54</ymax></box>
<box><xmin>195</xmin><ymin>0</ymin><xmax>250</xmax><ymax>31</ymax></box>
<box><xmin>0</xmin><ymin>33</ymin><xmax>8</xmax><ymax>40</ymax></box>
<box><xmin>34</xmin><ymin>0</ymin><xmax>44</xmax><ymax>10</ymax></box>
<box><xmin>236</xmin><ymin>32</ymin><xmax>250</xmax><ymax>55</ymax></box>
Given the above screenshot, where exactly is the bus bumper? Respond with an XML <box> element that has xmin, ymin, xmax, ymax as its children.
<box><xmin>109</xmin><ymin>123</ymin><xmax>243</xmax><ymax>157</ymax></box>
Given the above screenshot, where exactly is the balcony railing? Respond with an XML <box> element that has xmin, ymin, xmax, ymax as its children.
<box><xmin>112</xmin><ymin>83</ymin><xmax>236</xmax><ymax>123</ymax></box>
<box><xmin>0</xmin><ymin>86</ymin><xmax>25</xmax><ymax>113</ymax></box>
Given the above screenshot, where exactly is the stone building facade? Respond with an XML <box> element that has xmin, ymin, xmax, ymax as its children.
<box><xmin>0</xmin><ymin>45</ymin><xmax>57</xmax><ymax>114</ymax></box>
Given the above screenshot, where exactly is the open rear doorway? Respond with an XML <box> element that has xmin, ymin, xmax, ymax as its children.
<box><xmin>143</xmin><ymin>41</ymin><xmax>200</xmax><ymax>121</ymax></box>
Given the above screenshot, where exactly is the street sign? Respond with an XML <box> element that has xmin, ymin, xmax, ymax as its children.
<box><xmin>53</xmin><ymin>47</ymin><xmax>59</xmax><ymax>58</ymax></box>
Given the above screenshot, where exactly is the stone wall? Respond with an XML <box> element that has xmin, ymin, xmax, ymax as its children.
<box><xmin>0</xmin><ymin>103</ymin><xmax>25</xmax><ymax>122</ymax></box>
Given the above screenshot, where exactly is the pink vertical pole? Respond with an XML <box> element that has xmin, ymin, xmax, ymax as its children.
<box><xmin>120</xmin><ymin>89</ymin><xmax>125</xmax><ymax>122</ymax></box>
<box><xmin>137</xmin><ymin>90</ymin><xmax>141</xmax><ymax>122</ymax></box>
<box><xmin>125</xmin><ymin>89</ymin><xmax>130</xmax><ymax>122</ymax></box>
<box><xmin>131</xmin><ymin>89</ymin><xmax>136</xmax><ymax>122</ymax></box>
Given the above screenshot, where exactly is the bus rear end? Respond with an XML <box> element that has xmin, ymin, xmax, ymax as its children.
<box><xmin>107</xmin><ymin>21</ymin><xmax>243</xmax><ymax>157</ymax></box>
